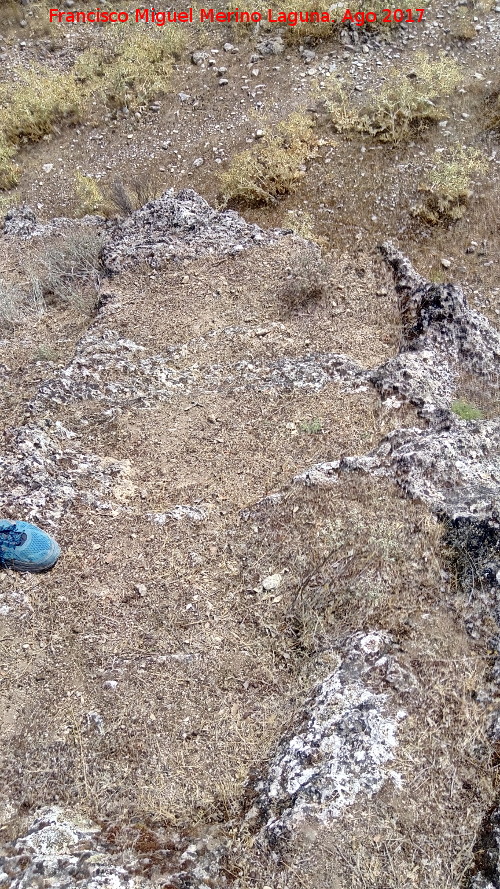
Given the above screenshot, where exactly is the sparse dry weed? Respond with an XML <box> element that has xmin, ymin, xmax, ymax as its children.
<box><xmin>279</xmin><ymin>244</ymin><xmax>330</xmax><ymax>308</ymax></box>
<box><xmin>31</xmin><ymin>228</ymin><xmax>105</xmax><ymax>308</ymax></box>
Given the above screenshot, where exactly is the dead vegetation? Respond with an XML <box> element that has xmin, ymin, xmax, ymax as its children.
<box><xmin>279</xmin><ymin>244</ymin><xmax>330</xmax><ymax>308</ymax></box>
<box><xmin>0</xmin><ymin>279</ymin><xmax>44</xmax><ymax>326</ymax></box>
<box><xmin>73</xmin><ymin>174</ymin><xmax>163</xmax><ymax>218</ymax></box>
<box><xmin>29</xmin><ymin>228</ymin><xmax>105</xmax><ymax>309</ymax></box>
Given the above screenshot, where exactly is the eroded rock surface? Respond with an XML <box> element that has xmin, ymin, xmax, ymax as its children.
<box><xmin>1</xmin><ymin>200</ymin><xmax>499</xmax><ymax>885</ymax></box>
<box><xmin>246</xmin><ymin>632</ymin><xmax>405</xmax><ymax>851</ymax></box>
<box><xmin>370</xmin><ymin>242</ymin><xmax>500</xmax><ymax>421</ymax></box>
<box><xmin>101</xmin><ymin>188</ymin><xmax>292</xmax><ymax>273</ymax></box>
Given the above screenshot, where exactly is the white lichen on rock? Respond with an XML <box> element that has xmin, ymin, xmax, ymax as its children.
<box><xmin>0</xmin><ymin>422</ymin><xmax>134</xmax><ymax>525</ymax></box>
<box><xmin>246</xmin><ymin>632</ymin><xmax>405</xmax><ymax>849</ymax></box>
<box><xmin>100</xmin><ymin>188</ymin><xmax>292</xmax><ymax>273</ymax></box>
<box><xmin>0</xmin><ymin>807</ymin><xmax>143</xmax><ymax>889</ymax></box>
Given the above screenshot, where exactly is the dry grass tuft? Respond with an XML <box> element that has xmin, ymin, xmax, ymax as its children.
<box><xmin>74</xmin><ymin>173</ymin><xmax>163</xmax><ymax>217</ymax></box>
<box><xmin>74</xmin><ymin>174</ymin><xmax>107</xmax><ymax>217</ymax></box>
<box><xmin>0</xmin><ymin>279</ymin><xmax>44</xmax><ymax>326</ymax></box>
<box><xmin>450</xmin><ymin>8</ymin><xmax>479</xmax><ymax>40</ymax></box>
<box><xmin>487</xmin><ymin>81</ymin><xmax>500</xmax><ymax>130</ymax></box>
<box><xmin>220</xmin><ymin>113</ymin><xmax>318</xmax><ymax>206</ymax></box>
<box><xmin>106</xmin><ymin>175</ymin><xmax>164</xmax><ymax>216</ymax></box>
<box><xmin>279</xmin><ymin>244</ymin><xmax>330</xmax><ymax>308</ymax></box>
<box><xmin>0</xmin><ymin>68</ymin><xmax>82</xmax><ymax>189</ymax></box>
<box><xmin>30</xmin><ymin>228</ymin><xmax>105</xmax><ymax>308</ymax></box>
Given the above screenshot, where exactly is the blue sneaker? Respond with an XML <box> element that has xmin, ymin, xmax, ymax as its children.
<box><xmin>0</xmin><ymin>520</ymin><xmax>61</xmax><ymax>573</ymax></box>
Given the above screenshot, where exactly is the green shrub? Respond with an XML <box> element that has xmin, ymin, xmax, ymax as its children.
<box><xmin>300</xmin><ymin>418</ymin><xmax>323</xmax><ymax>433</ymax></box>
<box><xmin>451</xmin><ymin>399</ymin><xmax>483</xmax><ymax>421</ymax></box>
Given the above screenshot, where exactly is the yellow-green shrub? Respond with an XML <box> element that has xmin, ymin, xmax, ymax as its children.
<box><xmin>0</xmin><ymin>69</ymin><xmax>82</xmax><ymax>145</ymax></box>
<box><xmin>74</xmin><ymin>29</ymin><xmax>185</xmax><ymax>111</ymax></box>
<box><xmin>0</xmin><ymin>28</ymin><xmax>184</xmax><ymax>190</ymax></box>
<box><xmin>415</xmin><ymin>147</ymin><xmax>487</xmax><ymax>224</ymax></box>
<box><xmin>74</xmin><ymin>173</ymin><xmax>107</xmax><ymax>217</ymax></box>
<box><xmin>320</xmin><ymin>54</ymin><xmax>462</xmax><ymax>144</ymax></box>
<box><xmin>0</xmin><ymin>68</ymin><xmax>82</xmax><ymax>190</ymax></box>
<box><xmin>220</xmin><ymin>113</ymin><xmax>317</xmax><ymax>206</ymax></box>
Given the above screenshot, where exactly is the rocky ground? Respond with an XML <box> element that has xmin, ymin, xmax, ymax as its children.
<box><xmin>0</xmin><ymin>2</ymin><xmax>499</xmax><ymax>888</ymax></box>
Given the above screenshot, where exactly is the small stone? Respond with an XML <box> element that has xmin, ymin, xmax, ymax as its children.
<box><xmin>255</xmin><ymin>129</ymin><xmax>265</xmax><ymax>139</ymax></box>
<box><xmin>178</xmin><ymin>92</ymin><xmax>191</xmax><ymax>103</ymax></box>
<box><xmin>251</xmin><ymin>68</ymin><xmax>260</xmax><ymax>77</ymax></box>
<box><xmin>42</xmin><ymin>163</ymin><xmax>54</xmax><ymax>174</ymax></box>
<box><xmin>223</xmin><ymin>42</ymin><xmax>238</xmax><ymax>52</ymax></box>
<box><xmin>262</xmin><ymin>573</ymin><xmax>282</xmax><ymax>591</ymax></box>
<box><xmin>218</xmin><ymin>78</ymin><xmax>229</xmax><ymax>86</ymax></box>
<box><xmin>441</xmin><ymin>258</ymin><xmax>451</xmax><ymax>269</ymax></box>
<box><xmin>134</xmin><ymin>583</ymin><xmax>147</xmax><ymax>597</ymax></box>
<box><xmin>193</xmin><ymin>157</ymin><xmax>204</xmax><ymax>167</ymax></box>
<box><xmin>103</xmin><ymin>680</ymin><xmax>118</xmax><ymax>691</ymax></box>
